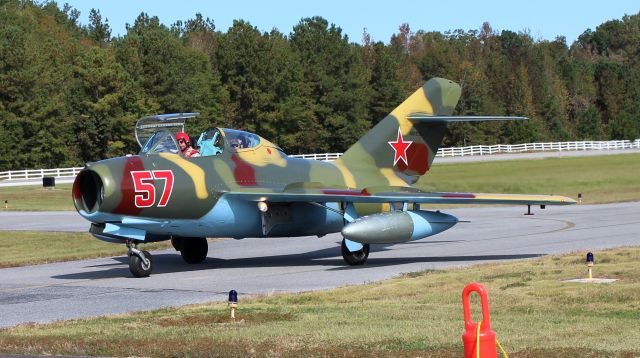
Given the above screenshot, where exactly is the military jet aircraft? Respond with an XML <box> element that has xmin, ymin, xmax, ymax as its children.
<box><xmin>72</xmin><ymin>78</ymin><xmax>575</xmax><ymax>277</ymax></box>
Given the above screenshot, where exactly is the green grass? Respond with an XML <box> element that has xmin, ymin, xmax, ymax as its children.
<box><xmin>1</xmin><ymin>247</ymin><xmax>638</xmax><ymax>357</ymax></box>
<box><xmin>0</xmin><ymin>184</ymin><xmax>74</xmax><ymax>211</ymax></box>
<box><xmin>1</xmin><ymin>153</ymin><xmax>639</xmax><ymax>212</ymax></box>
<box><xmin>420</xmin><ymin>153</ymin><xmax>640</xmax><ymax>204</ymax></box>
<box><xmin>0</xmin><ymin>231</ymin><xmax>171</xmax><ymax>268</ymax></box>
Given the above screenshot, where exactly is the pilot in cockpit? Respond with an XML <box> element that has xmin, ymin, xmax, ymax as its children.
<box><xmin>228</xmin><ymin>138</ymin><xmax>243</xmax><ymax>150</ymax></box>
<box><xmin>177</xmin><ymin>132</ymin><xmax>200</xmax><ymax>158</ymax></box>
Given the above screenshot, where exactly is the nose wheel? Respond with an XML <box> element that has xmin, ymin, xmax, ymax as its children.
<box><xmin>127</xmin><ymin>241</ymin><xmax>153</xmax><ymax>277</ymax></box>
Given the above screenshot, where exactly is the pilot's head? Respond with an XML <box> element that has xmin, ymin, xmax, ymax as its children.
<box><xmin>176</xmin><ymin>132</ymin><xmax>190</xmax><ymax>151</ymax></box>
<box><xmin>229</xmin><ymin>138</ymin><xmax>242</xmax><ymax>150</ymax></box>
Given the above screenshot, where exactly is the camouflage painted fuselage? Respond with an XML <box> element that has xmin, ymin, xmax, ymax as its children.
<box><xmin>75</xmin><ymin>151</ymin><xmax>350</xmax><ymax>239</ymax></box>
<box><xmin>73</xmin><ymin>78</ymin><xmax>575</xmax><ymax>244</ymax></box>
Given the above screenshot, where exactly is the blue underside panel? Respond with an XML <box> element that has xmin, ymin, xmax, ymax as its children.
<box><xmin>81</xmin><ymin>195</ymin><xmax>344</xmax><ymax>240</ymax></box>
<box><xmin>103</xmin><ymin>223</ymin><xmax>146</xmax><ymax>241</ymax></box>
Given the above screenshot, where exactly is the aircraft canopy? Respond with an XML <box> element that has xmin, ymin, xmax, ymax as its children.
<box><xmin>135</xmin><ymin>113</ymin><xmax>198</xmax><ymax>148</ymax></box>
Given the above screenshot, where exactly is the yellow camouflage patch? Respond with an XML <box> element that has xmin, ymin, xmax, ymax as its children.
<box><xmin>159</xmin><ymin>153</ymin><xmax>209</xmax><ymax>199</ymax></box>
<box><xmin>391</xmin><ymin>87</ymin><xmax>434</xmax><ymax>133</ymax></box>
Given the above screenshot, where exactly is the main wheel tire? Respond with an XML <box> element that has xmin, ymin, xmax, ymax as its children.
<box><xmin>129</xmin><ymin>250</ymin><xmax>153</xmax><ymax>277</ymax></box>
<box><xmin>180</xmin><ymin>237</ymin><xmax>208</xmax><ymax>264</ymax></box>
<box><xmin>171</xmin><ymin>237</ymin><xmax>183</xmax><ymax>251</ymax></box>
<box><xmin>341</xmin><ymin>239</ymin><xmax>370</xmax><ymax>265</ymax></box>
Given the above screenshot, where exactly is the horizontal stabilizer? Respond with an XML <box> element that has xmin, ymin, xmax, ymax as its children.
<box><xmin>408</xmin><ymin>114</ymin><xmax>528</xmax><ymax>123</ymax></box>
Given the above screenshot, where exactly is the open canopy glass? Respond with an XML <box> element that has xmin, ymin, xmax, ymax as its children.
<box><xmin>134</xmin><ymin>113</ymin><xmax>199</xmax><ymax>148</ymax></box>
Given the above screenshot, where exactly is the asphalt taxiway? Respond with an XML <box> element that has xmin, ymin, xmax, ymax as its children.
<box><xmin>0</xmin><ymin>211</ymin><xmax>87</xmax><ymax>232</ymax></box>
<box><xmin>0</xmin><ymin>201</ymin><xmax>639</xmax><ymax>327</ymax></box>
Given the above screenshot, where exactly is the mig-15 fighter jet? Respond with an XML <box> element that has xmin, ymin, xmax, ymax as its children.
<box><xmin>72</xmin><ymin>78</ymin><xmax>575</xmax><ymax>277</ymax></box>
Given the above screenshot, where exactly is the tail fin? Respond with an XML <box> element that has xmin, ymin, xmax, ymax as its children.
<box><xmin>337</xmin><ymin>78</ymin><xmax>461</xmax><ymax>186</ymax></box>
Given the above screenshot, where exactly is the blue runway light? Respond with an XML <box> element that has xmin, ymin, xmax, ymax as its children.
<box><xmin>228</xmin><ymin>290</ymin><xmax>238</xmax><ymax>304</ymax></box>
<box><xmin>586</xmin><ymin>252</ymin><xmax>594</xmax><ymax>264</ymax></box>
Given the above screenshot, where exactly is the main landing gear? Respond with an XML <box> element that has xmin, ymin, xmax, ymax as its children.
<box><xmin>341</xmin><ymin>238</ymin><xmax>369</xmax><ymax>265</ymax></box>
<box><xmin>171</xmin><ymin>237</ymin><xmax>209</xmax><ymax>264</ymax></box>
<box><xmin>127</xmin><ymin>241</ymin><xmax>153</xmax><ymax>278</ymax></box>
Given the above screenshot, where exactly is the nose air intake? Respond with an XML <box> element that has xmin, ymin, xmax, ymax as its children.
<box><xmin>72</xmin><ymin>169</ymin><xmax>104</xmax><ymax>214</ymax></box>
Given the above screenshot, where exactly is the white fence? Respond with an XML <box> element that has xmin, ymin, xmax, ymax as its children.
<box><xmin>1</xmin><ymin>139</ymin><xmax>639</xmax><ymax>181</ymax></box>
<box><xmin>0</xmin><ymin>167</ymin><xmax>84</xmax><ymax>181</ymax></box>
<box><xmin>435</xmin><ymin>139</ymin><xmax>640</xmax><ymax>158</ymax></box>
<box><xmin>289</xmin><ymin>153</ymin><xmax>342</xmax><ymax>161</ymax></box>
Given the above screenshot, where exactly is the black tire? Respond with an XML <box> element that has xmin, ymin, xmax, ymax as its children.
<box><xmin>129</xmin><ymin>250</ymin><xmax>153</xmax><ymax>277</ymax></box>
<box><xmin>180</xmin><ymin>237</ymin><xmax>208</xmax><ymax>264</ymax></box>
<box><xmin>341</xmin><ymin>239</ymin><xmax>369</xmax><ymax>265</ymax></box>
<box><xmin>171</xmin><ymin>237</ymin><xmax>183</xmax><ymax>251</ymax></box>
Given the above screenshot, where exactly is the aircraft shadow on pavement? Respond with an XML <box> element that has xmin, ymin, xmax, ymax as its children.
<box><xmin>51</xmin><ymin>244</ymin><xmax>543</xmax><ymax>280</ymax></box>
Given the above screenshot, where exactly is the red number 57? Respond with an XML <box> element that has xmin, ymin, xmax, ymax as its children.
<box><xmin>131</xmin><ymin>170</ymin><xmax>174</xmax><ymax>208</ymax></box>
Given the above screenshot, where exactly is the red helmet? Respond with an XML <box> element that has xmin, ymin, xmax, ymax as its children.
<box><xmin>176</xmin><ymin>132</ymin><xmax>190</xmax><ymax>143</ymax></box>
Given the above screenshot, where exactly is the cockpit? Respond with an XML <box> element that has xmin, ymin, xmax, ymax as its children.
<box><xmin>219</xmin><ymin>128</ymin><xmax>261</xmax><ymax>151</ymax></box>
<box><xmin>135</xmin><ymin>113</ymin><xmax>275</xmax><ymax>158</ymax></box>
<box><xmin>140</xmin><ymin>131</ymin><xmax>180</xmax><ymax>154</ymax></box>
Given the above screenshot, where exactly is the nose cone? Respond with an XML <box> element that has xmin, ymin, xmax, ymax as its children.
<box><xmin>407</xmin><ymin>210</ymin><xmax>458</xmax><ymax>240</ymax></box>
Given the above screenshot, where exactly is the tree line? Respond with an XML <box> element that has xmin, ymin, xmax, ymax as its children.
<box><xmin>1</xmin><ymin>0</ymin><xmax>639</xmax><ymax>170</ymax></box>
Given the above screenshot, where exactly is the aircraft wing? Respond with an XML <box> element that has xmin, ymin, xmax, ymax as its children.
<box><xmin>225</xmin><ymin>187</ymin><xmax>576</xmax><ymax>206</ymax></box>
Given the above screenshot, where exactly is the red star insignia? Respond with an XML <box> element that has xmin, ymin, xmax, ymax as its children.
<box><xmin>388</xmin><ymin>128</ymin><xmax>413</xmax><ymax>166</ymax></box>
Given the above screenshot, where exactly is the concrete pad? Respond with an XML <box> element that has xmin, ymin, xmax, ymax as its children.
<box><xmin>563</xmin><ymin>278</ymin><xmax>619</xmax><ymax>284</ymax></box>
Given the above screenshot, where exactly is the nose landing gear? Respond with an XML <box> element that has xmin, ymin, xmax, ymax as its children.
<box><xmin>127</xmin><ymin>241</ymin><xmax>153</xmax><ymax>277</ymax></box>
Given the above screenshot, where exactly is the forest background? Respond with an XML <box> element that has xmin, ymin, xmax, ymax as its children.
<box><xmin>1</xmin><ymin>0</ymin><xmax>639</xmax><ymax>170</ymax></box>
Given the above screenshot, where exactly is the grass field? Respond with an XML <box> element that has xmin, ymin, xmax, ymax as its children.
<box><xmin>0</xmin><ymin>231</ymin><xmax>171</xmax><ymax>268</ymax></box>
<box><xmin>420</xmin><ymin>153</ymin><xmax>640</xmax><ymax>204</ymax></box>
<box><xmin>0</xmin><ymin>247</ymin><xmax>638</xmax><ymax>357</ymax></box>
<box><xmin>1</xmin><ymin>153</ymin><xmax>639</xmax><ymax>212</ymax></box>
<box><xmin>0</xmin><ymin>184</ymin><xmax>73</xmax><ymax>211</ymax></box>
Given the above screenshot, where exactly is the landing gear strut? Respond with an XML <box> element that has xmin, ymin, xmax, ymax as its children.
<box><xmin>127</xmin><ymin>241</ymin><xmax>153</xmax><ymax>277</ymax></box>
<box><xmin>341</xmin><ymin>238</ymin><xmax>370</xmax><ymax>265</ymax></box>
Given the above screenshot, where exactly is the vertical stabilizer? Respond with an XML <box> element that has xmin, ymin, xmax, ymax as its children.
<box><xmin>336</xmin><ymin>78</ymin><xmax>461</xmax><ymax>187</ymax></box>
